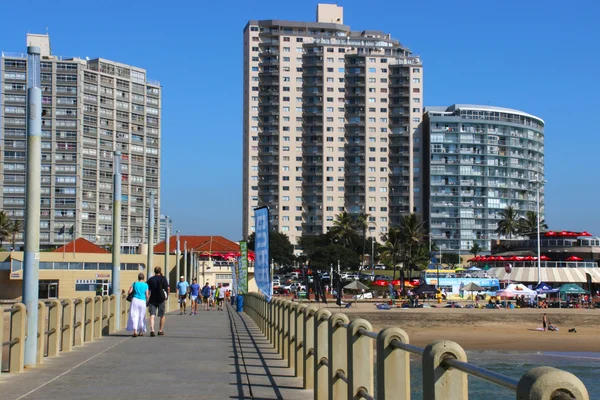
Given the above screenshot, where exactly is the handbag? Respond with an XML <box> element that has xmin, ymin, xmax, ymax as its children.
<box><xmin>126</xmin><ymin>282</ymin><xmax>135</xmax><ymax>302</ymax></box>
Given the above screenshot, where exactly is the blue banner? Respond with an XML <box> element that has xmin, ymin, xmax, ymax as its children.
<box><xmin>254</xmin><ymin>207</ymin><xmax>271</xmax><ymax>301</ymax></box>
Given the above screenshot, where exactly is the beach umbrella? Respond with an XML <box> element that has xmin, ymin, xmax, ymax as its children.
<box><xmin>463</xmin><ymin>282</ymin><xmax>484</xmax><ymax>304</ymax></box>
<box><xmin>344</xmin><ymin>281</ymin><xmax>369</xmax><ymax>291</ymax></box>
<box><xmin>565</xmin><ymin>256</ymin><xmax>583</xmax><ymax>261</ymax></box>
<box><xmin>467</xmin><ymin>266</ymin><xmax>482</xmax><ymax>272</ymax></box>
<box><xmin>540</xmin><ymin>255</ymin><xmax>551</xmax><ymax>261</ymax></box>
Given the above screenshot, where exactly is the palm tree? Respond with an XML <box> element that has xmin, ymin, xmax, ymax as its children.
<box><xmin>469</xmin><ymin>243</ymin><xmax>483</xmax><ymax>257</ymax></box>
<box><xmin>517</xmin><ymin>211</ymin><xmax>548</xmax><ymax>236</ymax></box>
<box><xmin>0</xmin><ymin>211</ymin><xmax>12</xmax><ymax>249</ymax></box>
<box><xmin>495</xmin><ymin>206</ymin><xmax>520</xmax><ymax>239</ymax></box>
<box><xmin>10</xmin><ymin>220</ymin><xmax>23</xmax><ymax>249</ymax></box>
<box><xmin>383</xmin><ymin>214</ymin><xmax>427</xmax><ymax>292</ymax></box>
<box><xmin>329</xmin><ymin>211</ymin><xmax>355</xmax><ymax>246</ymax></box>
<box><xmin>380</xmin><ymin>226</ymin><xmax>403</xmax><ymax>279</ymax></box>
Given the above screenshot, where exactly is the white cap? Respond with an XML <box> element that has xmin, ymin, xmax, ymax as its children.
<box><xmin>180</xmin><ymin>276</ymin><xmax>184</xmax><ymax>279</ymax></box>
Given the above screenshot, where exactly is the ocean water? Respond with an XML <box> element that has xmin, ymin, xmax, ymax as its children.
<box><xmin>405</xmin><ymin>351</ymin><xmax>600</xmax><ymax>399</ymax></box>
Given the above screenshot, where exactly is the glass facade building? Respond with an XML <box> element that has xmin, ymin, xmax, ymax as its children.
<box><xmin>423</xmin><ymin>104</ymin><xmax>545</xmax><ymax>252</ymax></box>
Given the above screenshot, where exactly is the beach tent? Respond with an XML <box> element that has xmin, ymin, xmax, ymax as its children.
<box><xmin>467</xmin><ymin>266</ymin><xmax>482</xmax><ymax>272</ymax></box>
<box><xmin>535</xmin><ymin>282</ymin><xmax>559</xmax><ymax>294</ymax></box>
<box><xmin>494</xmin><ymin>283</ymin><xmax>536</xmax><ymax>299</ymax></box>
<box><xmin>413</xmin><ymin>284</ymin><xmax>438</xmax><ymax>295</ymax></box>
<box><xmin>558</xmin><ymin>283</ymin><xmax>587</xmax><ymax>295</ymax></box>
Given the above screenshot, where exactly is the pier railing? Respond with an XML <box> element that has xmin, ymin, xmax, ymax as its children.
<box><xmin>1</xmin><ymin>294</ymin><xmax>128</xmax><ymax>374</ymax></box>
<box><xmin>245</xmin><ymin>293</ymin><xmax>590</xmax><ymax>400</ymax></box>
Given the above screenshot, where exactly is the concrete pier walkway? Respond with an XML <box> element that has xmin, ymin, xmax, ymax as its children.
<box><xmin>1</xmin><ymin>304</ymin><xmax>308</xmax><ymax>400</ymax></box>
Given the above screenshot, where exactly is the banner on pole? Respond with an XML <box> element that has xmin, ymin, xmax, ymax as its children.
<box><xmin>254</xmin><ymin>207</ymin><xmax>272</xmax><ymax>301</ymax></box>
<box><xmin>239</xmin><ymin>241</ymin><xmax>248</xmax><ymax>294</ymax></box>
<box><xmin>232</xmin><ymin>256</ymin><xmax>239</xmax><ymax>296</ymax></box>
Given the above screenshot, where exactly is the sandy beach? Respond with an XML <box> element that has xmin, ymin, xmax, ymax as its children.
<box><xmin>315</xmin><ymin>302</ymin><xmax>600</xmax><ymax>352</ymax></box>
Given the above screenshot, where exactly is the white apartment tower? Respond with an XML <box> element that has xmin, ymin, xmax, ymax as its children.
<box><xmin>243</xmin><ymin>4</ymin><xmax>423</xmax><ymax>246</ymax></box>
<box><xmin>1</xmin><ymin>34</ymin><xmax>161</xmax><ymax>248</ymax></box>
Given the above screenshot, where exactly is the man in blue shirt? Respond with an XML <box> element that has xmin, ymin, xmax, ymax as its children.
<box><xmin>176</xmin><ymin>276</ymin><xmax>190</xmax><ymax>315</ymax></box>
<box><xmin>189</xmin><ymin>278</ymin><xmax>200</xmax><ymax>315</ymax></box>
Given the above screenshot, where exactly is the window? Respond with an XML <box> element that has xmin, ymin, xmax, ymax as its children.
<box><xmin>413</xmin><ymin>97</ymin><xmax>420</xmax><ymax>103</ymax></box>
<box><xmin>412</xmin><ymin>78</ymin><xmax>421</xmax><ymax>83</ymax></box>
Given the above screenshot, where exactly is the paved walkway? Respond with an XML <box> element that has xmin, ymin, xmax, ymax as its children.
<box><xmin>1</xmin><ymin>304</ymin><xmax>309</xmax><ymax>400</ymax></box>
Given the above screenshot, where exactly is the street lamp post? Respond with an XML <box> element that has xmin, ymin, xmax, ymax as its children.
<box><xmin>368</xmin><ymin>222</ymin><xmax>376</xmax><ymax>277</ymax></box>
<box><xmin>530</xmin><ymin>176</ymin><xmax>547</xmax><ymax>307</ymax></box>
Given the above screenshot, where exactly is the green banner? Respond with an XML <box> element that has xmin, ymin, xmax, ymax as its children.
<box><xmin>239</xmin><ymin>241</ymin><xmax>248</xmax><ymax>294</ymax></box>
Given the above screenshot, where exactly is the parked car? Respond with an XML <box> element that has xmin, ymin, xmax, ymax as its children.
<box><xmin>272</xmin><ymin>279</ymin><xmax>281</xmax><ymax>287</ymax></box>
<box><xmin>374</xmin><ymin>265</ymin><xmax>386</xmax><ymax>270</ymax></box>
<box><xmin>353</xmin><ymin>292</ymin><xmax>373</xmax><ymax>299</ymax></box>
<box><xmin>283</xmin><ymin>282</ymin><xmax>306</xmax><ymax>292</ymax></box>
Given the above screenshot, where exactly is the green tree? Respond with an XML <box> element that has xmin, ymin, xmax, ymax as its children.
<box><xmin>441</xmin><ymin>253</ymin><xmax>461</xmax><ymax>267</ymax></box>
<box><xmin>469</xmin><ymin>243</ymin><xmax>483</xmax><ymax>257</ymax></box>
<box><xmin>496</xmin><ymin>206</ymin><xmax>520</xmax><ymax>239</ymax></box>
<box><xmin>247</xmin><ymin>231</ymin><xmax>295</xmax><ymax>267</ymax></box>
<box><xmin>0</xmin><ymin>211</ymin><xmax>12</xmax><ymax>249</ymax></box>
<box><xmin>307</xmin><ymin>244</ymin><xmax>360</xmax><ymax>270</ymax></box>
<box><xmin>517</xmin><ymin>211</ymin><xmax>548</xmax><ymax>236</ymax></box>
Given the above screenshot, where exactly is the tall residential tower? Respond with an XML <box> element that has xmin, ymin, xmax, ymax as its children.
<box><xmin>423</xmin><ymin>104</ymin><xmax>545</xmax><ymax>252</ymax></box>
<box><xmin>1</xmin><ymin>34</ymin><xmax>161</xmax><ymax>248</ymax></box>
<box><xmin>243</xmin><ymin>4</ymin><xmax>423</xmax><ymax>246</ymax></box>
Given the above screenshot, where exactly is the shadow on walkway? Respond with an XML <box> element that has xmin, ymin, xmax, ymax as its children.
<box><xmin>227</xmin><ymin>304</ymin><xmax>309</xmax><ymax>400</ymax></box>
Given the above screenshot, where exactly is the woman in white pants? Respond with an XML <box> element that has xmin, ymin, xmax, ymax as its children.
<box><xmin>126</xmin><ymin>273</ymin><xmax>149</xmax><ymax>337</ymax></box>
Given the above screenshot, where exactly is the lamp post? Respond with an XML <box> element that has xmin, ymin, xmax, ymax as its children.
<box><xmin>368</xmin><ymin>222</ymin><xmax>376</xmax><ymax>277</ymax></box>
<box><xmin>530</xmin><ymin>176</ymin><xmax>547</xmax><ymax>306</ymax></box>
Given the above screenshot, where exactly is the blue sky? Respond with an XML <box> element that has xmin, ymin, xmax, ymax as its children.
<box><xmin>1</xmin><ymin>0</ymin><xmax>598</xmax><ymax>240</ymax></box>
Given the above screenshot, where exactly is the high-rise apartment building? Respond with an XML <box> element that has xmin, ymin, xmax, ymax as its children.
<box><xmin>243</xmin><ymin>4</ymin><xmax>423</xmax><ymax>246</ymax></box>
<box><xmin>158</xmin><ymin>214</ymin><xmax>172</xmax><ymax>242</ymax></box>
<box><xmin>423</xmin><ymin>104</ymin><xmax>545</xmax><ymax>252</ymax></box>
<box><xmin>1</xmin><ymin>34</ymin><xmax>161</xmax><ymax>248</ymax></box>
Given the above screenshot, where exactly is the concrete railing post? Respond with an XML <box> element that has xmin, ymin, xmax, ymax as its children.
<box><xmin>347</xmin><ymin>318</ymin><xmax>374</xmax><ymax>400</ymax></box>
<box><xmin>288</xmin><ymin>303</ymin><xmax>298</xmax><ymax>370</ymax></box>
<box><xmin>269</xmin><ymin>298</ymin><xmax>276</xmax><ymax>345</ymax></box>
<box><xmin>516</xmin><ymin>366</ymin><xmax>589</xmax><ymax>400</ymax></box>
<box><xmin>61</xmin><ymin>299</ymin><xmax>74</xmax><ymax>353</ymax></box>
<box><xmin>102</xmin><ymin>295</ymin><xmax>110</xmax><ymax>334</ymax></box>
<box><xmin>303</xmin><ymin>305</ymin><xmax>318</xmax><ymax>389</ymax></box>
<box><xmin>272</xmin><ymin>298</ymin><xmax>278</xmax><ymax>349</ymax></box>
<box><xmin>36</xmin><ymin>301</ymin><xmax>46</xmax><ymax>364</ymax></box>
<box><xmin>282</xmin><ymin>300</ymin><xmax>292</xmax><ymax>361</ymax></box>
<box><xmin>120</xmin><ymin>294</ymin><xmax>127</xmax><ymax>329</ymax></box>
<box><xmin>277</xmin><ymin>299</ymin><xmax>284</xmax><ymax>357</ymax></box>
<box><xmin>295</xmin><ymin>304</ymin><xmax>307</xmax><ymax>378</ymax></box>
<box><xmin>84</xmin><ymin>297</ymin><xmax>94</xmax><ymax>342</ymax></box>
<box><xmin>8</xmin><ymin>303</ymin><xmax>26</xmax><ymax>373</ymax></box>
<box><xmin>422</xmin><ymin>340</ymin><xmax>468</xmax><ymax>400</ymax></box>
<box><xmin>73</xmin><ymin>298</ymin><xmax>84</xmax><ymax>347</ymax></box>
<box><xmin>376</xmin><ymin>327</ymin><xmax>410</xmax><ymax>400</ymax></box>
<box><xmin>328</xmin><ymin>313</ymin><xmax>349</xmax><ymax>400</ymax></box>
<box><xmin>47</xmin><ymin>299</ymin><xmax>61</xmax><ymax>357</ymax></box>
<box><xmin>108</xmin><ymin>294</ymin><xmax>117</xmax><ymax>333</ymax></box>
<box><xmin>314</xmin><ymin>309</ymin><xmax>332</xmax><ymax>400</ymax></box>
<box><xmin>94</xmin><ymin>296</ymin><xmax>103</xmax><ymax>339</ymax></box>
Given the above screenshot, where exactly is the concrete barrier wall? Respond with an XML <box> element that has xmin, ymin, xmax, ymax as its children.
<box><xmin>0</xmin><ymin>294</ymin><xmax>128</xmax><ymax>375</ymax></box>
<box><xmin>244</xmin><ymin>293</ymin><xmax>590</xmax><ymax>400</ymax></box>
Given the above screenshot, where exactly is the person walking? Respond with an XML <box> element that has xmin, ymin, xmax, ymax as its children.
<box><xmin>543</xmin><ymin>313</ymin><xmax>548</xmax><ymax>332</ymax></box>
<box><xmin>189</xmin><ymin>278</ymin><xmax>200</xmax><ymax>315</ymax></box>
<box><xmin>210</xmin><ymin>285</ymin><xmax>216</xmax><ymax>310</ymax></box>
<box><xmin>201</xmin><ymin>282</ymin><xmax>211</xmax><ymax>311</ymax></box>
<box><xmin>126</xmin><ymin>273</ymin><xmax>149</xmax><ymax>337</ymax></box>
<box><xmin>147</xmin><ymin>266</ymin><xmax>169</xmax><ymax>337</ymax></box>
<box><xmin>216</xmin><ymin>283</ymin><xmax>225</xmax><ymax>311</ymax></box>
<box><xmin>176</xmin><ymin>276</ymin><xmax>190</xmax><ymax>315</ymax></box>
